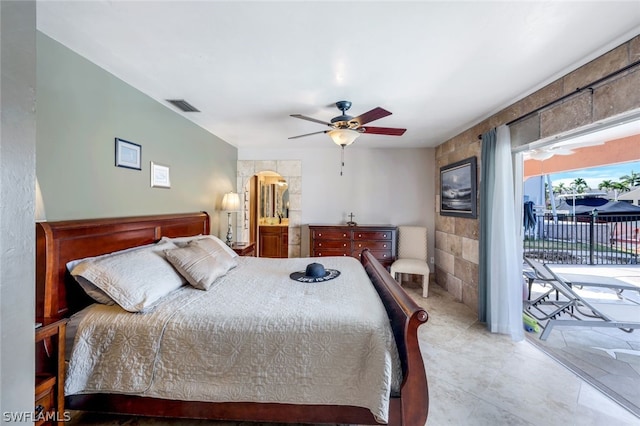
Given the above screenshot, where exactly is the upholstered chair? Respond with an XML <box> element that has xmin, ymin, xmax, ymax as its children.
<box><xmin>390</xmin><ymin>226</ymin><xmax>430</xmax><ymax>297</ymax></box>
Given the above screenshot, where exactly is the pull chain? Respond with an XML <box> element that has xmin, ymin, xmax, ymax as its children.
<box><xmin>340</xmin><ymin>145</ymin><xmax>345</xmax><ymax>176</ymax></box>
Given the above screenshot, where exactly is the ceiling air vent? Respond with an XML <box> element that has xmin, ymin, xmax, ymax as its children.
<box><xmin>166</xmin><ymin>99</ymin><xmax>200</xmax><ymax>112</ymax></box>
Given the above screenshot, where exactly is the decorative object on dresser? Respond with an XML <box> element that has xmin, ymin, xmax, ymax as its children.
<box><xmin>390</xmin><ymin>226</ymin><xmax>430</xmax><ymax>298</ymax></box>
<box><xmin>35</xmin><ymin>317</ymin><xmax>68</xmax><ymax>426</ymax></box>
<box><xmin>306</xmin><ymin>224</ymin><xmax>397</xmax><ymax>268</ymax></box>
<box><xmin>346</xmin><ymin>212</ymin><xmax>357</xmax><ymax>226</ymax></box>
<box><xmin>230</xmin><ymin>241</ymin><xmax>256</xmax><ymax>257</ymax></box>
<box><xmin>221</xmin><ymin>192</ymin><xmax>241</xmax><ymax>246</ymax></box>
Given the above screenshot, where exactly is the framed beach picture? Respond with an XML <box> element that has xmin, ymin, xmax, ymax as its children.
<box><xmin>150</xmin><ymin>162</ymin><xmax>171</xmax><ymax>188</ymax></box>
<box><xmin>440</xmin><ymin>156</ymin><xmax>477</xmax><ymax>218</ymax></box>
<box><xmin>114</xmin><ymin>138</ymin><xmax>141</xmax><ymax>170</ymax></box>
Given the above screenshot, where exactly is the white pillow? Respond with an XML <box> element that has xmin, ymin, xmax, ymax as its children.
<box><xmin>164</xmin><ymin>239</ymin><xmax>237</xmax><ymax>290</ymax></box>
<box><xmin>160</xmin><ymin>234</ymin><xmax>238</xmax><ymax>258</ymax></box>
<box><xmin>66</xmin><ymin>243</ymin><xmax>158</xmax><ymax>305</ymax></box>
<box><xmin>70</xmin><ymin>240</ymin><xmax>185</xmax><ymax>312</ymax></box>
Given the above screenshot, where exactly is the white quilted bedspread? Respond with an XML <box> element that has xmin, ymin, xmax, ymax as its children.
<box><xmin>66</xmin><ymin>256</ymin><xmax>402</xmax><ymax>422</ymax></box>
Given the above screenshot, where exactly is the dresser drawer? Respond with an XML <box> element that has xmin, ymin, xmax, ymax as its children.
<box><xmin>353</xmin><ymin>240</ymin><xmax>392</xmax><ymax>251</ymax></box>
<box><xmin>313</xmin><ymin>240</ymin><xmax>350</xmax><ymax>249</ymax></box>
<box><xmin>353</xmin><ymin>230</ymin><xmax>393</xmax><ymax>240</ymax></box>
<box><xmin>35</xmin><ymin>378</ymin><xmax>54</xmax><ymax>426</ymax></box>
<box><xmin>312</xmin><ymin>230</ymin><xmax>351</xmax><ymax>240</ymax></box>
<box><xmin>313</xmin><ymin>249</ymin><xmax>351</xmax><ymax>257</ymax></box>
<box><xmin>353</xmin><ymin>249</ymin><xmax>393</xmax><ymax>260</ymax></box>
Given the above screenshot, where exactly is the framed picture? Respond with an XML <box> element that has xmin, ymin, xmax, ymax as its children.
<box><xmin>150</xmin><ymin>162</ymin><xmax>171</xmax><ymax>188</ymax></box>
<box><xmin>114</xmin><ymin>138</ymin><xmax>141</xmax><ymax>170</ymax></box>
<box><xmin>440</xmin><ymin>156</ymin><xmax>477</xmax><ymax>218</ymax></box>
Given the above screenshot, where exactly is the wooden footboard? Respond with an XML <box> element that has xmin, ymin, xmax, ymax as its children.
<box><xmin>361</xmin><ymin>249</ymin><xmax>429</xmax><ymax>426</ymax></box>
<box><xmin>36</xmin><ymin>213</ymin><xmax>429</xmax><ymax>425</ymax></box>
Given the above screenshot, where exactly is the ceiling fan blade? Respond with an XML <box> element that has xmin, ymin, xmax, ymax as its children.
<box><xmin>290</xmin><ymin>114</ymin><xmax>332</xmax><ymax>126</ymax></box>
<box><xmin>288</xmin><ymin>130</ymin><xmax>329</xmax><ymax>140</ymax></box>
<box><xmin>361</xmin><ymin>126</ymin><xmax>406</xmax><ymax>136</ymax></box>
<box><xmin>352</xmin><ymin>107</ymin><xmax>392</xmax><ymax>126</ymax></box>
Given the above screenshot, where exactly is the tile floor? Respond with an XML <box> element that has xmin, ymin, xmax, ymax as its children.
<box><xmin>67</xmin><ymin>283</ymin><xmax>639</xmax><ymax>426</ymax></box>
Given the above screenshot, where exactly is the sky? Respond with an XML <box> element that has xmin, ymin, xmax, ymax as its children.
<box><xmin>549</xmin><ymin>160</ymin><xmax>640</xmax><ymax>190</ymax></box>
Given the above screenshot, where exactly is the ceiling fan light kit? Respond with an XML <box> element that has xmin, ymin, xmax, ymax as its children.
<box><xmin>289</xmin><ymin>100</ymin><xmax>406</xmax><ymax>142</ymax></box>
<box><xmin>289</xmin><ymin>100</ymin><xmax>407</xmax><ymax>174</ymax></box>
<box><xmin>329</xmin><ymin>129</ymin><xmax>360</xmax><ymax>146</ymax></box>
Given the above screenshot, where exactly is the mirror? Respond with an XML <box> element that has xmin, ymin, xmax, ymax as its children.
<box><xmin>259</xmin><ymin>175</ymin><xmax>288</xmax><ymax>220</ymax></box>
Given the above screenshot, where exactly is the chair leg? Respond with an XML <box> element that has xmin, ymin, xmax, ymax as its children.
<box><xmin>422</xmin><ymin>274</ymin><xmax>428</xmax><ymax>298</ymax></box>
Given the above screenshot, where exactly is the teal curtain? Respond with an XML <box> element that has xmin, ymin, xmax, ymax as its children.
<box><xmin>478</xmin><ymin>125</ymin><xmax>523</xmax><ymax>340</ymax></box>
<box><xmin>478</xmin><ymin>129</ymin><xmax>496</xmax><ymax>322</ymax></box>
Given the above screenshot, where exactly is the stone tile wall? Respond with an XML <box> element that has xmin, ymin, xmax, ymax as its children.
<box><xmin>435</xmin><ymin>35</ymin><xmax>640</xmax><ymax>312</ymax></box>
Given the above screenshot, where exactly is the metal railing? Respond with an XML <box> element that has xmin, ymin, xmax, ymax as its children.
<box><xmin>523</xmin><ymin>212</ymin><xmax>640</xmax><ymax>265</ymax></box>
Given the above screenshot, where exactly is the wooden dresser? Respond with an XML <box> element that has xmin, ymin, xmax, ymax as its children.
<box><xmin>307</xmin><ymin>225</ymin><xmax>397</xmax><ymax>268</ymax></box>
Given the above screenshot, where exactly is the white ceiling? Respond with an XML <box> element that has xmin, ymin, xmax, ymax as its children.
<box><xmin>36</xmin><ymin>1</ymin><xmax>640</xmax><ymax>150</ymax></box>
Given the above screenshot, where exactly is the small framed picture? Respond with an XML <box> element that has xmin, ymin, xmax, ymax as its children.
<box><xmin>151</xmin><ymin>162</ymin><xmax>171</xmax><ymax>188</ymax></box>
<box><xmin>115</xmin><ymin>138</ymin><xmax>141</xmax><ymax>170</ymax></box>
<box><xmin>440</xmin><ymin>156</ymin><xmax>477</xmax><ymax>218</ymax></box>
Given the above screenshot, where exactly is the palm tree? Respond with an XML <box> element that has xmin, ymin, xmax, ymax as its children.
<box><xmin>612</xmin><ymin>181</ymin><xmax>630</xmax><ymax>192</ymax></box>
<box><xmin>598</xmin><ymin>180</ymin><xmax>615</xmax><ymax>191</ymax></box>
<box><xmin>571</xmin><ymin>178</ymin><xmax>589</xmax><ymax>194</ymax></box>
<box><xmin>619</xmin><ymin>171</ymin><xmax>640</xmax><ymax>187</ymax></box>
<box><xmin>553</xmin><ymin>182</ymin><xmax>567</xmax><ymax>195</ymax></box>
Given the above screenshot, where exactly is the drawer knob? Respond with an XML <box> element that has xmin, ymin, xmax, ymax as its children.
<box><xmin>319</xmin><ymin>243</ymin><xmax>322</xmax><ymax>246</ymax></box>
<box><xmin>383</xmin><ymin>254</ymin><xmax>387</xmax><ymax>257</ymax></box>
<box><xmin>383</xmin><ymin>234</ymin><xmax>387</xmax><ymax>238</ymax></box>
<box><xmin>318</xmin><ymin>233</ymin><xmax>322</xmax><ymax>236</ymax></box>
<box><xmin>358</xmin><ymin>234</ymin><xmax>362</xmax><ymax>237</ymax></box>
<box><xmin>358</xmin><ymin>244</ymin><xmax>362</xmax><ymax>247</ymax></box>
<box><xmin>383</xmin><ymin>244</ymin><xmax>387</xmax><ymax>248</ymax></box>
<box><xmin>343</xmin><ymin>243</ymin><xmax>347</xmax><ymax>247</ymax></box>
<box><xmin>343</xmin><ymin>233</ymin><xmax>347</xmax><ymax>237</ymax></box>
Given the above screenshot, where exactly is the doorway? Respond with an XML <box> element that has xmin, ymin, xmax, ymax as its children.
<box><xmin>236</xmin><ymin>160</ymin><xmax>302</xmax><ymax>258</ymax></box>
<box><xmin>245</xmin><ymin>171</ymin><xmax>289</xmax><ymax>258</ymax></box>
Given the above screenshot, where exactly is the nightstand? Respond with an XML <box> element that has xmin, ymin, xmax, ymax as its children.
<box><xmin>231</xmin><ymin>241</ymin><xmax>256</xmax><ymax>256</ymax></box>
<box><xmin>35</xmin><ymin>317</ymin><xmax>67</xmax><ymax>426</ymax></box>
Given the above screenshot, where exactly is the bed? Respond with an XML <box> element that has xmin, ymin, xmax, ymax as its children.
<box><xmin>36</xmin><ymin>212</ymin><xmax>429</xmax><ymax>425</ymax></box>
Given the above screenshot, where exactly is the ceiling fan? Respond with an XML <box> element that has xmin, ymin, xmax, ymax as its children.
<box><xmin>289</xmin><ymin>100</ymin><xmax>406</xmax><ymax>146</ymax></box>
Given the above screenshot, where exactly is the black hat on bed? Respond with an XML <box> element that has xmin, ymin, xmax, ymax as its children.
<box><xmin>290</xmin><ymin>262</ymin><xmax>340</xmax><ymax>283</ymax></box>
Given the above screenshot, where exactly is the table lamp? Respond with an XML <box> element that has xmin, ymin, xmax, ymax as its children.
<box><xmin>221</xmin><ymin>192</ymin><xmax>240</xmax><ymax>246</ymax></box>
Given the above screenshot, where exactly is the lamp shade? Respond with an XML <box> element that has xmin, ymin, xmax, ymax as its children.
<box><xmin>329</xmin><ymin>129</ymin><xmax>360</xmax><ymax>146</ymax></box>
<box><xmin>221</xmin><ymin>192</ymin><xmax>240</xmax><ymax>212</ymax></box>
<box><xmin>35</xmin><ymin>178</ymin><xmax>46</xmax><ymax>221</ymax></box>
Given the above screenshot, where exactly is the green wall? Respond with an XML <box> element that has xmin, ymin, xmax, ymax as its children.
<box><xmin>36</xmin><ymin>32</ymin><xmax>236</xmax><ymax>235</ymax></box>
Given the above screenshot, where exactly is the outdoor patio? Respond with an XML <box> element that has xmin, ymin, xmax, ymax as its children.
<box><xmin>524</xmin><ymin>263</ymin><xmax>640</xmax><ymax>419</ymax></box>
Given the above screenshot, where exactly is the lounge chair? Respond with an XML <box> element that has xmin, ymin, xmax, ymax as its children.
<box><xmin>523</xmin><ymin>256</ymin><xmax>640</xmax><ymax>340</ymax></box>
<box><xmin>523</xmin><ymin>259</ymin><xmax>640</xmax><ymax>300</ymax></box>
<box><xmin>558</xmin><ymin>272</ymin><xmax>640</xmax><ymax>299</ymax></box>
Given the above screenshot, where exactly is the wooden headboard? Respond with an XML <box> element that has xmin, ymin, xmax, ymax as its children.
<box><xmin>36</xmin><ymin>212</ymin><xmax>210</xmax><ymax>320</ymax></box>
